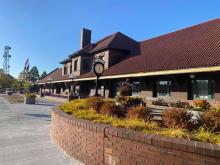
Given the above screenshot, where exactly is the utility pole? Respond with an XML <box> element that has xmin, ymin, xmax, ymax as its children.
<box><xmin>3</xmin><ymin>46</ymin><xmax>12</xmax><ymax>75</ymax></box>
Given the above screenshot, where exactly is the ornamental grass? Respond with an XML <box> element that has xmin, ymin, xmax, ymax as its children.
<box><xmin>59</xmin><ymin>98</ymin><xmax>220</xmax><ymax>144</ymax></box>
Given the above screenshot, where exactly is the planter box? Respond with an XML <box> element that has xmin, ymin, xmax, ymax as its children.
<box><xmin>51</xmin><ymin>108</ymin><xmax>220</xmax><ymax>165</ymax></box>
<box><xmin>7</xmin><ymin>91</ymin><xmax>13</xmax><ymax>95</ymax></box>
<box><xmin>24</xmin><ymin>97</ymin><xmax>35</xmax><ymax>104</ymax></box>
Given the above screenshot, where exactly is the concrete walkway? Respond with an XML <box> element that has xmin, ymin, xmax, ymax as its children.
<box><xmin>0</xmin><ymin>96</ymin><xmax>83</xmax><ymax>165</ymax></box>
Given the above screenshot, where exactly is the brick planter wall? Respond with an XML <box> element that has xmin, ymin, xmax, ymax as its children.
<box><xmin>51</xmin><ymin>108</ymin><xmax>220</xmax><ymax>165</ymax></box>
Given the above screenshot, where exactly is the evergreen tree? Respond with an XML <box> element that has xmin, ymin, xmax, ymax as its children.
<box><xmin>29</xmin><ymin>66</ymin><xmax>40</xmax><ymax>82</ymax></box>
<box><xmin>0</xmin><ymin>72</ymin><xmax>15</xmax><ymax>90</ymax></box>
<box><xmin>40</xmin><ymin>71</ymin><xmax>47</xmax><ymax>79</ymax></box>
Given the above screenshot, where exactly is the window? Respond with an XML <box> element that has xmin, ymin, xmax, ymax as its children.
<box><xmin>82</xmin><ymin>59</ymin><xmax>90</xmax><ymax>71</ymax></box>
<box><xmin>156</xmin><ymin>80</ymin><xmax>171</xmax><ymax>97</ymax></box>
<box><xmin>70</xmin><ymin>63</ymin><xmax>72</xmax><ymax>74</ymax></box>
<box><xmin>74</xmin><ymin>60</ymin><xmax>78</xmax><ymax>71</ymax></box>
<box><xmin>132</xmin><ymin>82</ymin><xmax>141</xmax><ymax>96</ymax></box>
<box><xmin>64</xmin><ymin>66</ymin><xmax>67</xmax><ymax>75</ymax></box>
<box><xmin>191</xmin><ymin>79</ymin><xmax>214</xmax><ymax>100</ymax></box>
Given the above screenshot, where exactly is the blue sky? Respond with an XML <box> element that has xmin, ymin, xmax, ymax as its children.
<box><xmin>0</xmin><ymin>0</ymin><xmax>219</xmax><ymax>77</ymax></box>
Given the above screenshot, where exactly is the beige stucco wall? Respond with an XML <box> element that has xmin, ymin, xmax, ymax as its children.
<box><xmin>95</xmin><ymin>51</ymin><xmax>109</xmax><ymax>69</ymax></box>
<box><xmin>72</xmin><ymin>56</ymin><xmax>81</xmax><ymax>76</ymax></box>
<box><xmin>62</xmin><ymin>62</ymin><xmax>72</xmax><ymax>76</ymax></box>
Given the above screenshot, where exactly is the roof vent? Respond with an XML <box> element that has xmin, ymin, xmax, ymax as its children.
<box><xmin>80</xmin><ymin>28</ymin><xmax>91</xmax><ymax>49</ymax></box>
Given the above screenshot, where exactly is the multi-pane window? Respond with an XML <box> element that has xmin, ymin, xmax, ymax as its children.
<box><xmin>156</xmin><ymin>80</ymin><xmax>171</xmax><ymax>97</ymax></box>
<box><xmin>74</xmin><ymin>60</ymin><xmax>78</xmax><ymax>71</ymax></box>
<box><xmin>132</xmin><ymin>82</ymin><xmax>141</xmax><ymax>96</ymax></box>
<box><xmin>82</xmin><ymin>59</ymin><xmax>90</xmax><ymax>71</ymax></box>
<box><xmin>191</xmin><ymin>79</ymin><xmax>214</xmax><ymax>100</ymax></box>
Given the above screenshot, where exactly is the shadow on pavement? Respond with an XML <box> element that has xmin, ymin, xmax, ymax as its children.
<box><xmin>25</xmin><ymin>113</ymin><xmax>51</xmax><ymax>118</ymax></box>
<box><xmin>34</xmin><ymin>103</ymin><xmax>56</xmax><ymax>106</ymax></box>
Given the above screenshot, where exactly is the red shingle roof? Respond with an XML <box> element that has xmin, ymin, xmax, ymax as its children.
<box><xmin>38</xmin><ymin>18</ymin><xmax>220</xmax><ymax>83</ymax></box>
<box><xmin>38</xmin><ymin>68</ymin><xmax>69</xmax><ymax>83</ymax></box>
<box><xmin>78</xmin><ymin>18</ymin><xmax>220</xmax><ymax>78</ymax></box>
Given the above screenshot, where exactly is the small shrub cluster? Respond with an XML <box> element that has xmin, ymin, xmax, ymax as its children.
<box><xmin>152</xmin><ymin>98</ymin><xmax>168</xmax><ymax>106</ymax></box>
<box><xmin>115</xmin><ymin>96</ymin><xmax>141</xmax><ymax>106</ymax></box>
<box><xmin>25</xmin><ymin>93</ymin><xmax>36</xmax><ymax>99</ymax></box>
<box><xmin>162</xmin><ymin>108</ymin><xmax>195</xmax><ymax>130</ymax></box>
<box><xmin>201</xmin><ymin>107</ymin><xmax>220</xmax><ymax>132</ymax></box>
<box><xmin>170</xmin><ymin>101</ymin><xmax>190</xmax><ymax>109</ymax></box>
<box><xmin>126</xmin><ymin>106</ymin><xmax>151</xmax><ymax>121</ymax></box>
<box><xmin>85</xmin><ymin>97</ymin><xmax>104</xmax><ymax>112</ymax></box>
<box><xmin>159</xmin><ymin>128</ymin><xmax>190</xmax><ymax>139</ymax></box>
<box><xmin>193</xmin><ymin>100</ymin><xmax>211</xmax><ymax>111</ymax></box>
<box><xmin>194</xmin><ymin>127</ymin><xmax>220</xmax><ymax>144</ymax></box>
<box><xmin>100</xmin><ymin>102</ymin><xmax>126</xmax><ymax>118</ymax></box>
<box><xmin>60</xmin><ymin>97</ymin><xmax>220</xmax><ymax>144</ymax></box>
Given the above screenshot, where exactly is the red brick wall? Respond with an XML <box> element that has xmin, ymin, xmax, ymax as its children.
<box><xmin>51</xmin><ymin>108</ymin><xmax>220</xmax><ymax>165</ymax></box>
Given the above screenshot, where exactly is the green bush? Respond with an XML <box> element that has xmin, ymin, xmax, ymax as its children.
<box><xmin>126</xmin><ymin>106</ymin><xmax>151</xmax><ymax>121</ymax></box>
<box><xmin>85</xmin><ymin>97</ymin><xmax>104</xmax><ymax>112</ymax></box>
<box><xmin>201</xmin><ymin>108</ymin><xmax>220</xmax><ymax>132</ymax></box>
<box><xmin>162</xmin><ymin>108</ymin><xmax>195</xmax><ymax>130</ymax></box>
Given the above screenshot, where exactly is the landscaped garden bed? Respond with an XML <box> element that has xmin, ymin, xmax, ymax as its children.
<box><xmin>59</xmin><ymin>97</ymin><xmax>220</xmax><ymax>144</ymax></box>
<box><xmin>2</xmin><ymin>95</ymin><xmax>24</xmax><ymax>103</ymax></box>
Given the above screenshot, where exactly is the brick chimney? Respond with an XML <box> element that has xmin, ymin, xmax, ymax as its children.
<box><xmin>80</xmin><ymin>28</ymin><xmax>91</xmax><ymax>49</ymax></box>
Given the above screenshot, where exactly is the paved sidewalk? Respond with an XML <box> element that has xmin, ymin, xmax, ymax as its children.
<box><xmin>0</xmin><ymin>96</ymin><xmax>83</xmax><ymax>165</ymax></box>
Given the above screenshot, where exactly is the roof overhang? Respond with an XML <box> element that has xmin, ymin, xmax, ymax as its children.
<box><xmin>37</xmin><ymin>66</ymin><xmax>220</xmax><ymax>84</ymax></box>
<box><xmin>74</xmin><ymin>66</ymin><xmax>220</xmax><ymax>81</ymax></box>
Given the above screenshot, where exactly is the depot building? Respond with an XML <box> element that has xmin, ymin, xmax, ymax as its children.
<box><xmin>37</xmin><ymin>18</ymin><xmax>220</xmax><ymax>103</ymax></box>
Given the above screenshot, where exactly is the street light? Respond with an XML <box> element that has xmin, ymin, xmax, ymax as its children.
<box><xmin>93</xmin><ymin>58</ymin><xmax>105</xmax><ymax>97</ymax></box>
<box><xmin>69</xmin><ymin>73</ymin><xmax>77</xmax><ymax>93</ymax></box>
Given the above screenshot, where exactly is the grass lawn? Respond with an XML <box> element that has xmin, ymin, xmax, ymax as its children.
<box><xmin>3</xmin><ymin>95</ymin><xmax>24</xmax><ymax>104</ymax></box>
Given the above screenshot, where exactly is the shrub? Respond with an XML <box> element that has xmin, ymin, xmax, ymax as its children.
<box><xmin>85</xmin><ymin>97</ymin><xmax>104</xmax><ymax>112</ymax></box>
<box><xmin>194</xmin><ymin>100</ymin><xmax>211</xmax><ymax>111</ymax></box>
<box><xmin>25</xmin><ymin>93</ymin><xmax>36</xmax><ymax>99</ymax></box>
<box><xmin>201</xmin><ymin>108</ymin><xmax>220</xmax><ymax>132</ymax></box>
<box><xmin>170</xmin><ymin>101</ymin><xmax>190</xmax><ymax>109</ymax></box>
<box><xmin>115</xmin><ymin>96</ymin><xmax>141</xmax><ymax>106</ymax></box>
<box><xmin>100</xmin><ymin>102</ymin><xmax>126</xmax><ymax>118</ymax></box>
<box><xmin>162</xmin><ymin>108</ymin><xmax>195</xmax><ymax>130</ymax></box>
<box><xmin>152</xmin><ymin>98</ymin><xmax>168</xmax><ymax>106</ymax></box>
<box><xmin>120</xmin><ymin>85</ymin><xmax>131</xmax><ymax>96</ymax></box>
<box><xmin>194</xmin><ymin>127</ymin><xmax>220</xmax><ymax>144</ymax></box>
<box><xmin>112</xmin><ymin>118</ymin><xmax>158</xmax><ymax>132</ymax></box>
<box><xmin>159</xmin><ymin>128</ymin><xmax>191</xmax><ymax>139</ymax></box>
<box><xmin>60</xmin><ymin>99</ymin><xmax>88</xmax><ymax>114</ymax></box>
<box><xmin>126</xmin><ymin>106</ymin><xmax>151</xmax><ymax>121</ymax></box>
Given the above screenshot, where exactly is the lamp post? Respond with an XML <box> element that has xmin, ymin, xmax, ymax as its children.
<box><xmin>69</xmin><ymin>73</ymin><xmax>76</xmax><ymax>93</ymax></box>
<box><xmin>93</xmin><ymin>59</ymin><xmax>105</xmax><ymax>97</ymax></box>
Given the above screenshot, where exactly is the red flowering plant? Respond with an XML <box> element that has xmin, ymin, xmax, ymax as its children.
<box><xmin>193</xmin><ymin>100</ymin><xmax>211</xmax><ymax>111</ymax></box>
